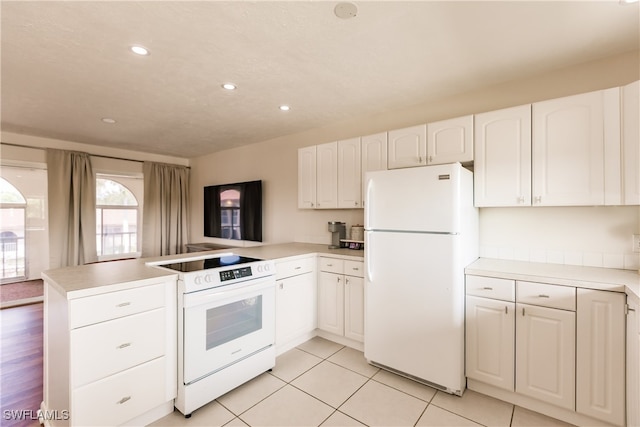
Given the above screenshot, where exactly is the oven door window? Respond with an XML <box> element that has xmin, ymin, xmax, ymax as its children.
<box><xmin>183</xmin><ymin>281</ymin><xmax>275</xmax><ymax>385</ymax></box>
<box><xmin>206</xmin><ymin>296</ymin><xmax>262</xmax><ymax>349</ymax></box>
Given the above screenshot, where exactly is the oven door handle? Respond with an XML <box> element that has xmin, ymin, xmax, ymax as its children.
<box><xmin>183</xmin><ymin>279</ymin><xmax>275</xmax><ymax>308</ymax></box>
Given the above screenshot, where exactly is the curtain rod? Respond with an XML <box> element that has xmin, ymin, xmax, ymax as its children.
<box><xmin>0</xmin><ymin>141</ymin><xmax>190</xmax><ymax>168</ymax></box>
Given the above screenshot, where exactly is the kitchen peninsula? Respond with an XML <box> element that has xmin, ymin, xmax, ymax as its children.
<box><xmin>40</xmin><ymin>243</ymin><xmax>638</xmax><ymax>427</ymax></box>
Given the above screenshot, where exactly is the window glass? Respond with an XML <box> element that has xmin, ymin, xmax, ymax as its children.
<box><xmin>96</xmin><ymin>177</ymin><xmax>140</xmax><ymax>258</ymax></box>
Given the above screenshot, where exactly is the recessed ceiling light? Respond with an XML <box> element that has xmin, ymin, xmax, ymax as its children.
<box><xmin>222</xmin><ymin>83</ymin><xmax>237</xmax><ymax>90</ymax></box>
<box><xmin>334</xmin><ymin>2</ymin><xmax>358</xmax><ymax>19</ymax></box>
<box><xmin>130</xmin><ymin>45</ymin><xmax>150</xmax><ymax>56</ymax></box>
<box><xmin>101</xmin><ymin>118</ymin><xmax>116</xmax><ymax>124</ymax></box>
<box><xmin>279</xmin><ymin>105</ymin><xmax>291</xmax><ymax>111</ymax></box>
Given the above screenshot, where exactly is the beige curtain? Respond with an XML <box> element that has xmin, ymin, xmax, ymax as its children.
<box><xmin>142</xmin><ymin>162</ymin><xmax>190</xmax><ymax>257</ymax></box>
<box><xmin>46</xmin><ymin>149</ymin><xmax>97</xmax><ymax>268</ymax></box>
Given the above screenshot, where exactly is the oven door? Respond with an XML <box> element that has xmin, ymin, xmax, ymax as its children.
<box><xmin>183</xmin><ymin>277</ymin><xmax>275</xmax><ymax>384</ymax></box>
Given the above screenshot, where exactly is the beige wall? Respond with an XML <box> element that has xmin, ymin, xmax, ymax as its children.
<box><xmin>191</xmin><ymin>51</ymin><xmax>640</xmax><ymax>269</ymax></box>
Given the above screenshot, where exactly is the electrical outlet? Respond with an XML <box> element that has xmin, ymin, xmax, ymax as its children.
<box><xmin>633</xmin><ymin>234</ymin><xmax>640</xmax><ymax>253</ymax></box>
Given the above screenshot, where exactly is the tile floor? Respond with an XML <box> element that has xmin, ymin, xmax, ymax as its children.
<box><xmin>150</xmin><ymin>337</ymin><xmax>574</xmax><ymax>427</ymax></box>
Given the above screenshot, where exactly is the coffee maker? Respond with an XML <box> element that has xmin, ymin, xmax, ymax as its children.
<box><xmin>327</xmin><ymin>221</ymin><xmax>346</xmax><ymax>249</ymax></box>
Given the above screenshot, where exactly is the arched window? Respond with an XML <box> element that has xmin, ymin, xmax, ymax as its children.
<box><xmin>96</xmin><ymin>177</ymin><xmax>139</xmax><ymax>258</ymax></box>
<box><xmin>220</xmin><ymin>188</ymin><xmax>241</xmax><ymax>239</ymax></box>
<box><xmin>0</xmin><ymin>177</ymin><xmax>27</xmax><ymax>281</ymax></box>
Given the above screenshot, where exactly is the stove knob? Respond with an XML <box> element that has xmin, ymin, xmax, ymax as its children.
<box><xmin>263</xmin><ymin>263</ymin><xmax>271</xmax><ymax>272</ymax></box>
<box><xmin>204</xmin><ymin>274</ymin><xmax>212</xmax><ymax>283</ymax></box>
<box><xmin>194</xmin><ymin>276</ymin><xmax>202</xmax><ymax>285</ymax></box>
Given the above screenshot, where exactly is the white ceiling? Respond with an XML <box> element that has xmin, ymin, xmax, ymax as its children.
<box><xmin>2</xmin><ymin>1</ymin><xmax>638</xmax><ymax>159</ymax></box>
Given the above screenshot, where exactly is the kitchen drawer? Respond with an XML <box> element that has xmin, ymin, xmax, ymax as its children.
<box><xmin>70</xmin><ymin>308</ymin><xmax>165</xmax><ymax>387</ymax></box>
<box><xmin>275</xmin><ymin>256</ymin><xmax>315</xmax><ymax>280</ymax></box>
<box><xmin>517</xmin><ymin>281</ymin><xmax>576</xmax><ymax>311</ymax></box>
<box><xmin>466</xmin><ymin>275</ymin><xmax>515</xmax><ymax>302</ymax></box>
<box><xmin>69</xmin><ymin>282</ymin><xmax>166</xmax><ymax>329</ymax></box>
<box><xmin>72</xmin><ymin>357</ymin><xmax>166</xmax><ymax>427</ymax></box>
<box><xmin>319</xmin><ymin>257</ymin><xmax>344</xmax><ymax>274</ymax></box>
<box><xmin>344</xmin><ymin>260</ymin><xmax>364</xmax><ymax>278</ymax></box>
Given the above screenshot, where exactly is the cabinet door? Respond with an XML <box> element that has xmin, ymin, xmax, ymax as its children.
<box><xmin>474</xmin><ymin>105</ymin><xmax>532</xmax><ymax>207</ymax></box>
<box><xmin>576</xmin><ymin>289</ymin><xmax>625</xmax><ymax>426</ymax></box>
<box><xmin>361</xmin><ymin>132</ymin><xmax>388</xmax><ymax>207</ymax></box>
<box><xmin>317</xmin><ymin>272</ymin><xmax>344</xmax><ymax>335</ymax></box>
<box><xmin>465</xmin><ymin>296</ymin><xmax>515</xmax><ymax>391</ymax></box>
<box><xmin>427</xmin><ymin>115</ymin><xmax>473</xmax><ymax>165</ymax></box>
<box><xmin>388</xmin><ymin>124</ymin><xmax>427</xmax><ymax>169</ymax></box>
<box><xmin>337</xmin><ymin>138</ymin><xmax>362</xmax><ymax>208</ymax></box>
<box><xmin>316</xmin><ymin>142</ymin><xmax>338</xmax><ymax>209</ymax></box>
<box><xmin>627</xmin><ymin>297</ymin><xmax>640</xmax><ymax>427</ymax></box>
<box><xmin>298</xmin><ymin>146</ymin><xmax>317</xmax><ymax>209</ymax></box>
<box><xmin>275</xmin><ymin>272</ymin><xmax>316</xmax><ymax>347</ymax></box>
<box><xmin>622</xmin><ymin>80</ymin><xmax>640</xmax><ymax>205</ymax></box>
<box><xmin>515</xmin><ymin>303</ymin><xmax>575</xmax><ymax>410</ymax></box>
<box><xmin>532</xmin><ymin>89</ymin><xmax>618</xmax><ymax>206</ymax></box>
<box><xmin>344</xmin><ymin>275</ymin><xmax>364</xmax><ymax>342</ymax></box>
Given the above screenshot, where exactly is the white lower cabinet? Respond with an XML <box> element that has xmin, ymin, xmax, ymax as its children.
<box><xmin>275</xmin><ymin>256</ymin><xmax>317</xmax><ymax>353</ymax></box>
<box><xmin>515</xmin><ymin>302</ymin><xmax>575</xmax><ymax>410</ymax></box>
<box><xmin>465</xmin><ymin>295</ymin><xmax>515</xmax><ymax>390</ymax></box>
<box><xmin>317</xmin><ymin>257</ymin><xmax>364</xmax><ymax>342</ymax></box>
<box><xmin>466</xmin><ymin>275</ymin><xmax>627</xmax><ymax>426</ymax></box>
<box><xmin>576</xmin><ymin>289</ymin><xmax>626</xmax><ymax>426</ymax></box>
<box><xmin>43</xmin><ymin>279</ymin><xmax>177</xmax><ymax>427</ymax></box>
<box><xmin>627</xmin><ymin>297</ymin><xmax>640</xmax><ymax>427</ymax></box>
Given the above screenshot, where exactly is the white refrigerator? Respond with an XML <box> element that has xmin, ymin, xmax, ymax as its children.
<box><xmin>364</xmin><ymin>163</ymin><xmax>478</xmax><ymax>395</ymax></box>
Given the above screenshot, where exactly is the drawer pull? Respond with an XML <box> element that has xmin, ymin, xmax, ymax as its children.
<box><xmin>327</xmin><ymin>263</ymin><xmax>333</xmax><ymax>267</ymax></box>
<box><xmin>117</xmin><ymin>342</ymin><xmax>132</xmax><ymax>349</ymax></box>
<box><xmin>116</xmin><ymin>302</ymin><xmax>131</xmax><ymax>308</ymax></box>
<box><xmin>116</xmin><ymin>396</ymin><xmax>131</xmax><ymax>405</ymax></box>
<box><xmin>537</xmin><ymin>294</ymin><xmax>550</xmax><ymax>298</ymax></box>
<box><xmin>352</xmin><ymin>267</ymin><xmax>359</xmax><ymax>271</ymax></box>
<box><xmin>294</xmin><ymin>266</ymin><xmax>302</xmax><ymax>270</ymax></box>
<box><xmin>482</xmin><ymin>287</ymin><xmax>493</xmax><ymax>290</ymax></box>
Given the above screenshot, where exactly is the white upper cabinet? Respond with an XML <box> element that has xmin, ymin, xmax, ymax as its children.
<box><xmin>532</xmin><ymin>88</ymin><xmax>620</xmax><ymax>206</ymax></box>
<box><xmin>388</xmin><ymin>124</ymin><xmax>427</xmax><ymax>169</ymax></box>
<box><xmin>297</xmin><ymin>146</ymin><xmax>316</xmax><ymax>209</ymax></box>
<box><xmin>427</xmin><ymin>115</ymin><xmax>474</xmax><ymax>165</ymax></box>
<box><xmin>316</xmin><ymin>142</ymin><xmax>338</xmax><ymax>209</ymax></box>
<box><xmin>622</xmin><ymin>80</ymin><xmax>640</xmax><ymax>205</ymax></box>
<box><xmin>474</xmin><ymin>105</ymin><xmax>532</xmax><ymax>207</ymax></box>
<box><xmin>361</xmin><ymin>132</ymin><xmax>388</xmax><ymax>206</ymax></box>
<box><xmin>337</xmin><ymin>138</ymin><xmax>362</xmax><ymax>208</ymax></box>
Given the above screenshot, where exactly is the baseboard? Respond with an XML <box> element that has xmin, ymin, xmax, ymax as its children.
<box><xmin>1</xmin><ymin>296</ymin><xmax>44</xmax><ymax>309</ymax></box>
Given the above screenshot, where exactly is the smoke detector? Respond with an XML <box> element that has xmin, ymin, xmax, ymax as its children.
<box><xmin>334</xmin><ymin>2</ymin><xmax>357</xmax><ymax>19</ymax></box>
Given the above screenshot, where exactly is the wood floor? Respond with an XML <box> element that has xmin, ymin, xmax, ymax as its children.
<box><xmin>0</xmin><ymin>303</ymin><xmax>43</xmax><ymax>427</ymax></box>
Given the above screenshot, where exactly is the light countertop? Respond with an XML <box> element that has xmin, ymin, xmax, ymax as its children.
<box><xmin>43</xmin><ymin>242</ymin><xmax>363</xmax><ymax>298</ymax></box>
<box><xmin>466</xmin><ymin>258</ymin><xmax>640</xmax><ymax>301</ymax></box>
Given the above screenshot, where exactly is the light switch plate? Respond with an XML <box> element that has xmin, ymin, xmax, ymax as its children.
<box><xmin>633</xmin><ymin>234</ymin><xmax>640</xmax><ymax>253</ymax></box>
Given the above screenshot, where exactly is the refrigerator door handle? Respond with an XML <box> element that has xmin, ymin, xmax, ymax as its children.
<box><xmin>365</xmin><ymin>238</ymin><xmax>373</xmax><ymax>283</ymax></box>
<box><xmin>365</xmin><ymin>179</ymin><xmax>373</xmax><ymax>229</ymax></box>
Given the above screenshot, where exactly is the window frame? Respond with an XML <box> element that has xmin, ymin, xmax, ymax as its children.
<box><xmin>95</xmin><ymin>174</ymin><xmax>142</xmax><ymax>261</ymax></box>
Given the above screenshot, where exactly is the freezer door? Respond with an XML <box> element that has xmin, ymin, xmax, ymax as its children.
<box><xmin>364</xmin><ymin>230</ymin><xmax>465</xmax><ymax>393</ymax></box>
<box><xmin>364</xmin><ymin>163</ymin><xmax>462</xmax><ymax>233</ymax></box>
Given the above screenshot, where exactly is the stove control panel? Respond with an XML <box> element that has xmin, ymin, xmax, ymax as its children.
<box><xmin>219</xmin><ymin>266</ymin><xmax>253</xmax><ymax>282</ymax></box>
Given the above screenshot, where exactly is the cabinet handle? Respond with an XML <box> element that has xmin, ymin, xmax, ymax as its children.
<box><xmin>279</xmin><ymin>283</ymin><xmax>284</xmax><ymax>290</ymax></box>
<box><xmin>352</xmin><ymin>267</ymin><xmax>359</xmax><ymax>271</ymax></box>
<box><xmin>534</xmin><ymin>196</ymin><xmax>542</xmax><ymax>204</ymax></box>
<box><xmin>428</xmin><ymin>156</ymin><xmax>433</xmax><ymax>163</ymax></box>
<box><xmin>117</xmin><ymin>342</ymin><xmax>132</xmax><ymax>349</ymax></box>
<box><xmin>537</xmin><ymin>294</ymin><xmax>550</xmax><ymax>298</ymax></box>
<box><xmin>522</xmin><ymin>307</ymin><xmax>525</xmax><ymax>316</ymax></box>
<box><xmin>116</xmin><ymin>302</ymin><xmax>131</xmax><ymax>308</ymax></box>
<box><xmin>294</xmin><ymin>266</ymin><xmax>302</xmax><ymax>270</ymax></box>
<box><xmin>482</xmin><ymin>287</ymin><xmax>493</xmax><ymax>290</ymax></box>
<box><xmin>517</xmin><ymin>196</ymin><xmax>525</xmax><ymax>204</ymax></box>
<box><xmin>116</xmin><ymin>396</ymin><xmax>131</xmax><ymax>405</ymax></box>
<box><xmin>337</xmin><ymin>277</ymin><xmax>341</xmax><ymax>283</ymax></box>
<box><xmin>505</xmin><ymin>306</ymin><xmax>508</xmax><ymax>314</ymax></box>
<box><xmin>354</xmin><ymin>201</ymin><xmax>358</xmax><ymax>206</ymax></box>
<box><xmin>311</xmin><ymin>203</ymin><xmax>314</xmax><ymax>207</ymax></box>
<box><xmin>327</xmin><ymin>263</ymin><xmax>333</xmax><ymax>267</ymax></box>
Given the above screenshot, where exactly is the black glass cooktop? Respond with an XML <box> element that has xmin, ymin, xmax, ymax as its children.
<box><xmin>160</xmin><ymin>255</ymin><xmax>262</xmax><ymax>272</ymax></box>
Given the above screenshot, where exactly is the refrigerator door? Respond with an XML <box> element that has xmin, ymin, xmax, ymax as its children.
<box><xmin>364</xmin><ymin>230</ymin><xmax>465</xmax><ymax>394</ymax></box>
<box><xmin>365</xmin><ymin>163</ymin><xmax>461</xmax><ymax>233</ymax></box>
